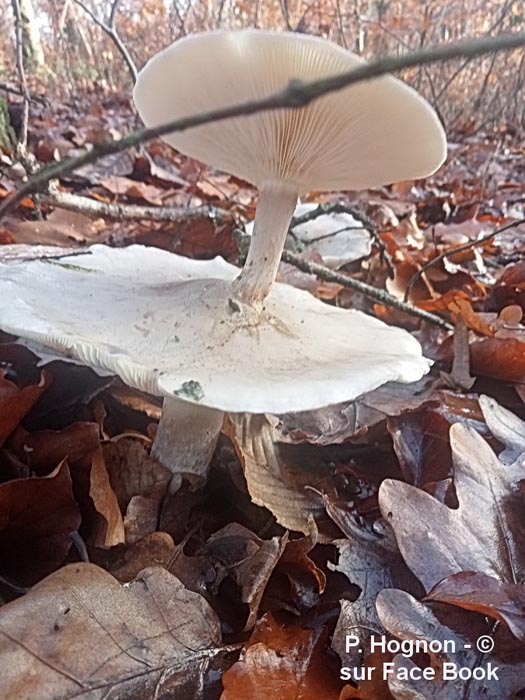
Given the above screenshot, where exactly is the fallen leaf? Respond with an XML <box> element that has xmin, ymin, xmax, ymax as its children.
<box><xmin>426</xmin><ymin>571</ymin><xmax>525</xmax><ymax>640</ymax></box>
<box><xmin>379</xmin><ymin>421</ymin><xmax>525</xmax><ymax>592</ymax></box>
<box><xmin>206</xmin><ymin>522</ymin><xmax>287</xmax><ymax>630</ymax></box>
<box><xmin>387</xmin><ymin>408</ymin><xmax>454</xmax><ymax>488</ymax></box>
<box><xmin>14</xmin><ymin>422</ymin><xmax>124</xmax><ymax>548</ymax></box>
<box><xmin>111</xmin><ymin>531</ymin><xmax>176</xmax><ymax>582</ymax></box>
<box><xmin>0</xmin><ymin>461</ymin><xmax>80</xmax><ymax>584</ymax></box>
<box><xmin>6</xmin><ymin>209</ymin><xmax>104</xmax><ymax>247</ymax></box>
<box><xmin>331</xmin><ymin>524</ymin><xmax>422</xmax><ymax>667</ymax></box>
<box><xmin>101</xmin><ymin>175</ymin><xmax>165</xmax><ymax>205</ymax></box>
<box><xmin>377</xmin><ymin>588</ymin><xmax>525</xmax><ymax>699</ymax></box>
<box><xmin>470</xmin><ymin>337</ymin><xmax>525</xmax><ymax>382</ymax></box>
<box><xmin>103</xmin><ymin>438</ymin><xmax>171</xmax><ymax>543</ymax></box>
<box><xmin>0</xmin><ymin>563</ymin><xmax>226</xmax><ymax>699</ymax></box>
<box><xmin>225</xmin><ymin>414</ymin><xmax>337</xmax><ymax>538</ymax></box>
<box><xmin>221</xmin><ymin>613</ymin><xmax>342</xmax><ymax>700</ymax></box>
<box><xmin>0</xmin><ymin>369</ymin><xmax>50</xmax><ymax>446</ymax></box>
<box><xmin>478</xmin><ymin>394</ymin><xmax>525</xmax><ymax>466</ymax></box>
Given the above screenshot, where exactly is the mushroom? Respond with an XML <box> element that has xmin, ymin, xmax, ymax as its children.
<box><xmin>0</xmin><ymin>244</ymin><xmax>430</xmax><ymax>489</ymax></box>
<box><xmin>133</xmin><ymin>29</ymin><xmax>446</xmax><ymax>306</ymax></box>
<box><xmin>0</xmin><ymin>30</ymin><xmax>446</xmax><ymax>487</ymax></box>
<box><xmin>245</xmin><ymin>201</ymin><xmax>372</xmax><ymax>269</ymax></box>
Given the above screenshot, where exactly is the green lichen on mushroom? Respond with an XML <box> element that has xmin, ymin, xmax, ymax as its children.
<box><xmin>174</xmin><ymin>380</ymin><xmax>205</xmax><ymax>402</ymax></box>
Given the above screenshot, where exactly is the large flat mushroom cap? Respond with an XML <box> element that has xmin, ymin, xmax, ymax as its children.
<box><xmin>134</xmin><ymin>29</ymin><xmax>446</xmax><ymax>194</ymax></box>
<box><xmin>0</xmin><ymin>245</ymin><xmax>429</xmax><ymax>413</ymax></box>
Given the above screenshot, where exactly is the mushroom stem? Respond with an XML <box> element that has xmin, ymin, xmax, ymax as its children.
<box><xmin>151</xmin><ymin>397</ymin><xmax>224</xmax><ymax>490</ymax></box>
<box><xmin>233</xmin><ymin>182</ymin><xmax>298</xmax><ymax>305</ymax></box>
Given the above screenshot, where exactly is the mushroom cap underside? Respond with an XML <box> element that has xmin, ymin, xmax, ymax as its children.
<box><xmin>134</xmin><ymin>29</ymin><xmax>447</xmax><ymax>193</ymax></box>
<box><xmin>0</xmin><ymin>244</ymin><xmax>430</xmax><ymax>413</ymax></box>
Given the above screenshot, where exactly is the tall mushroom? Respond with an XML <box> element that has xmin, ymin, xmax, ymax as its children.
<box><xmin>0</xmin><ymin>30</ymin><xmax>446</xmax><ymax>487</ymax></box>
<box><xmin>133</xmin><ymin>29</ymin><xmax>446</xmax><ymax>306</ymax></box>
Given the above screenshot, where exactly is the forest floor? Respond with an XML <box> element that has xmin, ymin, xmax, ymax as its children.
<box><xmin>1</xmin><ymin>86</ymin><xmax>525</xmax><ymax>699</ymax></box>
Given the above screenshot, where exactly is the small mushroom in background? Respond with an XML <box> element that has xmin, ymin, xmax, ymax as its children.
<box><xmin>0</xmin><ymin>30</ymin><xmax>447</xmax><ymax>489</ymax></box>
<box><xmin>245</xmin><ymin>202</ymin><xmax>372</xmax><ymax>269</ymax></box>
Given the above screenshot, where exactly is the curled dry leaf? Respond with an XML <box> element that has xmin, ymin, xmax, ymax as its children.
<box><xmin>0</xmin><ymin>563</ymin><xmax>226</xmax><ymax>700</ymax></box>
<box><xmin>111</xmin><ymin>531</ymin><xmax>176</xmax><ymax>582</ymax></box>
<box><xmin>278</xmin><ymin>516</ymin><xmax>326</xmax><ymax>601</ymax></box>
<box><xmin>387</xmin><ymin>408</ymin><xmax>454</xmax><ymax>489</ymax></box>
<box><xmin>426</xmin><ymin>571</ymin><xmax>525</xmax><ymax>640</ymax></box>
<box><xmin>16</xmin><ymin>422</ymin><xmax>124</xmax><ymax>548</ymax></box>
<box><xmin>331</xmin><ymin>524</ymin><xmax>422</xmax><ymax>667</ymax></box>
<box><xmin>278</xmin><ymin>378</ymin><xmax>442</xmax><ymax>446</ymax></box>
<box><xmin>376</xmin><ymin>588</ymin><xmax>525</xmax><ymax>699</ymax></box>
<box><xmin>100</xmin><ymin>175</ymin><xmax>165</xmax><ymax>205</ymax></box>
<box><xmin>0</xmin><ymin>369</ymin><xmax>50</xmax><ymax>446</ymax></box>
<box><xmin>470</xmin><ymin>337</ymin><xmax>525</xmax><ymax>383</ymax></box>
<box><xmin>6</xmin><ymin>209</ymin><xmax>103</xmax><ymax>247</ymax></box>
<box><xmin>379</xmin><ymin>422</ymin><xmax>525</xmax><ymax>594</ymax></box>
<box><xmin>103</xmin><ymin>438</ymin><xmax>171</xmax><ymax>544</ymax></box>
<box><xmin>0</xmin><ymin>461</ymin><xmax>80</xmax><ymax>584</ymax></box>
<box><xmin>206</xmin><ymin>523</ymin><xmax>288</xmax><ymax>630</ymax></box>
<box><xmin>221</xmin><ymin>612</ymin><xmax>343</xmax><ymax>700</ymax></box>
<box><xmin>478</xmin><ymin>394</ymin><xmax>525</xmax><ymax>466</ymax></box>
<box><xmin>224</xmin><ymin>414</ymin><xmax>335</xmax><ymax>537</ymax></box>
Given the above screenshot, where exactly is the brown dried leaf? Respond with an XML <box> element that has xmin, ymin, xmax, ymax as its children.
<box><xmin>206</xmin><ymin>523</ymin><xmax>287</xmax><ymax>630</ymax></box>
<box><xmin>331</xmin><ymin>525</ymin><xmax>422</xmax><ymax>667</ymax></box>
<box><xmin>6</xmin><ymin>209</ymin><xmax>104</xmax><ymax>247</ymax></box>
<box><xmin>111</xmin><ymin>532</ymin><xmax>176</xmax><ymax>582</ymax></box>
<box><xmin>0</xmin><ymin>461</ymin><xmax>80</xmax><ymax>584</ymax></box>
<box><xmin>379</xmin><ymin>423</ymin><xmax>525</xmax><ymax>592</ymax></box>
<box><xmin>377</xmin><ymin>589</ymin><xmax>525</xmax><ymax>699</ymax></box>
<box><xmin>17</xmin><ymin>422</ymin><xmax>124</xmax><ymax>548</ymax></box>
<box><xmin>0</xmin><ymin>563</ymin><xmax>225</xmax><ymax>699</ymax></box>
<box><xmin>103</xmin><ymin>438</ymin><xmax>171</xmax><ymax>543</ymax></box>
<box><xmin>221</xmin><ymin>613</ymin><xmax>342</xmax><ymax>700</ymax></box>
<box><xmin>100</xmin><ymin>175</ymin><xmax>165</xmax><ymax>204</ymax></box>
<box><xmin>426</xmin><ymin>571</ymin><xmax>525</xmax><ymax>639</ymax></box>
<box><xmin>0</xmin><ymin>369</ymin><xmax>50</xmax><ymax>446</ymax></box>
<box><xmin>387</xmin><ymin>409</ymin><xmax>454</xmax><ymax>488</ymax></box>
<box><xmin>278</xmin><ymin>377</ymin><xmax>441</xmax><ymax>445</ymax></box>
<box><xmin>224</xmin><ymin>414</ymin><xmax>335</xmax><ymax>537</ymax></box>
<box><xmin>470</xmin><ymin>337</ymin><xmax>525</xmax><ymax>382</ymax></box>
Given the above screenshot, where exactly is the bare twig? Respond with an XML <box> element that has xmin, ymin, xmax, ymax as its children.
<box><xmin>11</xmin><ymin>0</ymin><xmax>31</xmax><ymax>150</ymax></box>
<box><xmin>72</xmin><ymin>0</ymin><xmax>137</xmax><ymax>83</ymax></box>
<box><xmin>1</xmin><ymin>32</ymin><xmax>524</xmax><ymax>221</ymax></box>
<box><xmin>0</xmin><ymin>82</ymin><xmax>47</xmax><ymax>106</ymax></box>
<box><xmin>44</xmin><ymin>188</ymin><xmax>229</xmax><ymax>224</ymax></box>
<box><xmin>404</xmin><ymin>218</ymin><xmax>525</xmax><ymax>302</ymax></box>
<box><xmin>280</xmin><ymin>249</ymin><xmax>453</xmax><ymax>330</ymax></box>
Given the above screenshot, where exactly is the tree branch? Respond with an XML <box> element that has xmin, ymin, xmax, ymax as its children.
<box><xmin>72</xmin><ymin>0</ymin><xmax>138</xmax><ymax>83</ymax></box>
<box><xmin>1</xmin><ymin>31</ymin><xmax>524</xmax><ymax>220</ymax></box>
<box><xmin>280</xmin><ymin>249</ymin><xmax>453</xmax><ymax>330</ymax></box>
<box><xmin>43</xmin><ymin>188</ymin><xmax>229</xmax><ymax>224</ymax></box>
<box><xmin>11</xmin><ymin>0</ymin><xmax>31</xmax><ymax>149</ymax></box>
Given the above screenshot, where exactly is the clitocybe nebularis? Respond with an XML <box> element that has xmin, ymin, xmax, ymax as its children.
<box><xmin>0</xmin><ymin>244</ymin><xmax>430</xmax><ymax>488</ymax></box>
<box><xmin>0</xmin><ymin>30</ymin><xmax>446</xmax><ymax>489</ymax></box>
<box><xmin>134</xmin><ymin>29</ymin><xmax>446</xmax><ymax>305</ymax></box>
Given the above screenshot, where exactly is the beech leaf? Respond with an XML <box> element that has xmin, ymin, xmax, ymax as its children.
<box><xmin>0</xmin><ymin>563</ymin><xmax>225</xmax><ymax>699</ymax></box>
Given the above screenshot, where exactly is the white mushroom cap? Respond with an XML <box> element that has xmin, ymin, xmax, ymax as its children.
<box><xmin>0</xmin><ymin>244</ymin><xmax>429</xmax><ymax>413</ymax></box>
<box><xmin>134</xmin><ymin>30</ymin><xmax>447</xmax><ymax>194</ymax></box>
<box><xmin>246</xmin><ymin>202</ymin><xmax>372</xmax><ymax>268</ymax></box>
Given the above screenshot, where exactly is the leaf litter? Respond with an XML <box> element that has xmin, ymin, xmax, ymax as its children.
<box><xmin>1</xmin><ymin>82</ymin><xmax>525</xmax><ymax>700</ymax></box>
